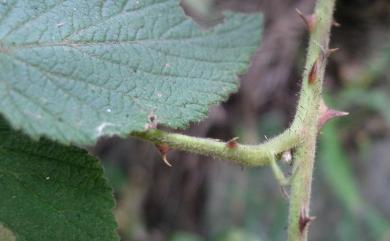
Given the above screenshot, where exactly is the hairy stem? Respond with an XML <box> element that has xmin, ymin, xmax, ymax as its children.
<box><xmin>288</xmin><ymin>0</ymin><xmax>337</xmax><ymax>240</ymax></box>
<box><xmin>134</xmin><ymin>127</ymin><xmax>299</xmax><ymax>166</ymax></box>
<box><xmin>132</xmin><ymin>1</ymin><xmax>337</xmax><ymax>240</ymax></box>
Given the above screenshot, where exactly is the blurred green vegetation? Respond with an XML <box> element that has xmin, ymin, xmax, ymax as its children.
<box><xmin>316</xmin><ymin>35</ymin><xmax>390</xmax><ymax>241</ymax></box>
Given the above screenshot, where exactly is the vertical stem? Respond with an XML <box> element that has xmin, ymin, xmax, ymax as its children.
<box><xmin>288</xmin><ymin>0</ymin><xmax>336</xmax><ymax>241</ymax></box>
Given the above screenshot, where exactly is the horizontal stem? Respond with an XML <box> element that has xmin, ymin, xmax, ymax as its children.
<box><xmin>133</xmin><ymin>127</ymin><xmax>300</xmax><ymax>166</ymax></box>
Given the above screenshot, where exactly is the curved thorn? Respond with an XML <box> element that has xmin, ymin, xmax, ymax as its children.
<box><xmin>155</xmin><ymin>143</ymin><xmax>172</xmax><ymax>166</ymax></box>
<box><xmin>162</xmin><ymin>154</ymin><xmax>172</xmax><ymax>167</ymax></box>
<box><xmin>295</xmin><ymin>8</ymin><xmax>317</xmax><ymax>32</ymax></box>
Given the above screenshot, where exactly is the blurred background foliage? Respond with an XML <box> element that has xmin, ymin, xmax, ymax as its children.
<box><xmin>93</xmin><ymin>0</ymin><xmax>390</xmax><ymax>240</ymax></box>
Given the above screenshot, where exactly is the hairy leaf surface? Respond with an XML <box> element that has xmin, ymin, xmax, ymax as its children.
<box><xmin>0</xmin><ymin>0</ymin><xmax>262</xmax><ymax>144</ymax></box>
<box><xmin>0</xmin><ymin>117</ymin><xmax>117</xmax><ymax>241</ymax></box>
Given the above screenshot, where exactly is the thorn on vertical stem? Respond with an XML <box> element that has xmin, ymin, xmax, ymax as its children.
<box><xmin>295</xmin><ymin>8</ymin><xmax>317</xmax><ymax>32</ymax></box>
<box><xmin>299</xmin><ymin>206</ymin><xmax>316</xmax><ymax>234</ymax></box>
<box><xmin>325</xmin><ymin>47</ymin><xmax>339</xmax><ymax>58</ymax></box>
<box><xmin>319</xmin><ymin>109</ymin><xmax>349</xmax><ymax>128</ymax></box>
<box><xmin>318</xmin><ymin>100</ymin><xmax>349</xmax><ymax>129</ymax></box>
<box><xmin>332</xmin><ymin>20</ymin><xmax>341</xmax><ymax>27</ymax></box>
<box><xmin>308</xmin><ymin>57</ymin><xmax>320</xmax><ymax>84</ymax></box>
<box><xmin>156</xmin><ymin>144</ymin><xmax>172</xmax><ymax>167</ymax></box>
<box><xmin>226</xmin><ymin>137</ymin><xmax>239</xmax><ymax>148</ymax></box>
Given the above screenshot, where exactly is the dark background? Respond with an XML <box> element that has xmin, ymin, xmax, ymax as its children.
<box><xmin>93</xmin><ymin>1</ymin><xmax>390</xmax><ymax>240</ymax></box>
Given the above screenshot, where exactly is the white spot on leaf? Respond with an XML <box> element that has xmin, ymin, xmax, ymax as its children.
<box><xmin>96</xmin><ymin>122</ymin><xmax>115</xmax><ymax>136</ymax></box>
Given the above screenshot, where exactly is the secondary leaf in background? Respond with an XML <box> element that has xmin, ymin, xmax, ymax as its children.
<box><xmin>319</xmin><ymin>122</ymin><xmax>389</xmax><ymax>240</ymax></box>
<box><xmin>0</xmin><ymin>0</ymin><xmax>263</xmax><ymax>145</ymax></box>
<box><xmin>0</xmin><ymin>117</ymin><xmax>117</xmax><ymax>241</ymax></box>
<box><xmin>319</xmin><ymin>123</ymin><xmax>363</xmax><ymax>211</ymax></box>
<box><xmin>338</xmin><ymin>89</ymin><xmax>390</xmax><ymax>125</ymax></box>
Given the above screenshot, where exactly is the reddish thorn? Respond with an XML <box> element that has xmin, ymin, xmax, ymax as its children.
<box><xmin>308</xmin><ymin>57</ymin><xmax>320</xmax><ymax>84</ymax></box>
<box><xmin>156</xmin><ymin>144</ymin><xmax>172</xmax><ymax>167</ymax></box>
<box><xmin>299</xmin><ymin>206</ymin><xmax>316</xmax><ymax>234</ymax></box>
<box><xmin>318</xmin><ymin>103</ymin><xmax>349</xmax><ymax>129</ymax></box>
<box><xmin>226</xmin><ymin>137</ymin><xmax>239</xmax><ymax>149</ymax></box>
<box><xmin>295</xmin><ymin>8</ymin><xmax>317</xmax><ymax>32</ymax></box>
<box><xmin>333</xmin><ymin>20</ymin><xmax>341</xmax><ymax>27</ymax></box>
<box><xmin>325</xmin><ymin>47</ymin><xmax>339</xmax><ymax>58</ymax></box>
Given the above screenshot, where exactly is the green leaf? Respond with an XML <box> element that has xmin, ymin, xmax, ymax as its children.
<box><xmin>0</xmin><ymin>0</ymin><xmax>263</xmax><ymax>145</ymax></box>
<box><xmin>0</xmin><ymin>117</ymin><xmax>117</xmax><ymax>241</ymax></box>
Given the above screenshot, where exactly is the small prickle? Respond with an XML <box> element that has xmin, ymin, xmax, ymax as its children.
<box><xmin>299</xmin><ymin>206</ymin><xmax>316</xmax><ymax>234</ymax></box>
<box><xmin>156</xmin><ymin>144</ymin><xmax>172</xmax><ymax>167</ymax></box>
<box><xmin>308</xmin><ymin>57</ymin><xmax>320</xmax><ymax>84</ymax></box>
<box><xmin>296</xmin><ymin>9</ymin><xmax>317</xmax><ymax>32</ymax></box>
<box><xmin>226</xmin><ymin>137</ymin><xmax>239</xmax><ymax>149</ymax></box>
